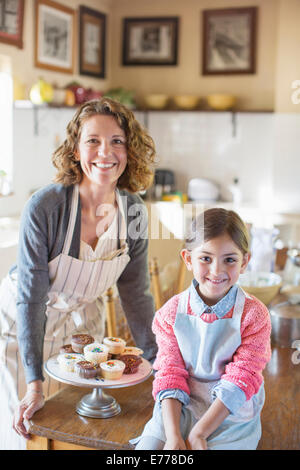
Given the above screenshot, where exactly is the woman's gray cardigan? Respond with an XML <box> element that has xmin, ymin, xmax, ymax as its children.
<box><xmin>12</xmin><ymin>183</ymin><xmax>157</xmax><ymax>384</ymax></box>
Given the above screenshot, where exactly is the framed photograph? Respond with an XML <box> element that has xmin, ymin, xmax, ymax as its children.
<box><xmin>34</xmin><ymin>0</ymin><xmax>75</xmax><ymax>74</ymax></box>
<box><xmin>79</xmin><ymin>6</ymin><xmax>106</xmax><ymax>78</ymax></box>
<box><xmin>202</xmin><ymin>7</ymin><xmax>257</xmax><ymax>75</ymax></box>
<box><xmin>0</xmin><ymin>0</ymin><xmax>25</xmax><ymax>49</ymax></box>
<box><xmin>122</xmin><ymin>17</ymin><xmax>179</xmax><ymax>66</ymax></box>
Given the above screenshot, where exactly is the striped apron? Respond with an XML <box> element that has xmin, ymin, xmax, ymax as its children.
<box><xmin>0</xmin><ymin>184</ymin><xmax>130</xmax><ymax>449</ymax></box>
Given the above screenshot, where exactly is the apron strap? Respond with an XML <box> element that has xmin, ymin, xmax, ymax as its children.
<box><xmin>176</xmin><ymin>287</ymin><xmax>190</xmax><ymax>314</ymax></box>
<box><xmin>116</xmin><ymin>189</ymin><xmax>127</xmax><ymax>247</ymax></box>
<box><xmin>62</xmin><ymin>184</ymin><xmax>79</xmax><ymax>255</ymax></box>
<box><xmin>232</xmin><ymin>286</ymin><xmax>246</xmax><ymax>319</ymax></box>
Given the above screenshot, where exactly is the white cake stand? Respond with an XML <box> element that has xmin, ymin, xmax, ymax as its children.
<box><xmin>44</xmin><ymin>355</ymin><xmax>153</xmax><ymax>419</ymax></box>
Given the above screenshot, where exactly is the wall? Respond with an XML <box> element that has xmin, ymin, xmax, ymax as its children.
<box><xmin>0</xmin><ymin>0</ymin><xmax>113</xmax><ymax>97</ymax></box>
<box><xmin>274</xmin><ymin>0</ymin><xmax>300</xmax><ymax>112</ymax></box>
<box><xmin>111</xmin><ymin>0</ymin><xmax>278</xmax><ymax>111</ymax></box>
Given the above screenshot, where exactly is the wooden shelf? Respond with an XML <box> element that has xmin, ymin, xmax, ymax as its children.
<box><xmin>14</xmin><ymin>101</ymin><xmax>274</xmax><ymax>113</ymax></box>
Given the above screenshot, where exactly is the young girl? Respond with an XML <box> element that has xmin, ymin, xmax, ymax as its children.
<box><xmin>133</xmin><ymin>208</ymin><xmax>271</xmax><ymax>450</ymax></box>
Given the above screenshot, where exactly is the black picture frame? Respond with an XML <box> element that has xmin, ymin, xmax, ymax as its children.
<box><xmin>202</xmin><ymin>7</ymin><xmax>257</xmax><ymax>75</ymax></box>
<box><xmin>79</xmin><ymin>5</ymin><xmax>106</xmax><ymax>78</ymax></box>
<box><xmin>122</xmin><ymin>17</ymin><xmax>179</xmax><ymax>66</ymax></box>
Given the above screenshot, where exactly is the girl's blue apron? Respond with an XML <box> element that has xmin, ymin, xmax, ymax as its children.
<box><xmin>133</xmin><ymin>286</ymin><xmax>265</xmax><ymax>450</ymax></box>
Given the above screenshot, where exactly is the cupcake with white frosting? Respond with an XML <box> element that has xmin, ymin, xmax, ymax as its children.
<box><xmin>57</xmin><ymin>353</ymin><xmax>83</xmax><ymax>372</ymax></box>
<box><xmin>83</xmin><ymin>342</ymin><xmax>109</xmax><ymax>365</ymax></box>
<box><xmin>121</xmin><ymin>346</ymin><xmax>143</xmax><ymax>356</ymax></box>
<box><xmin>103</xmin><ymin>337</ymin><xmax>126</xmax><ymax>355</ymax></box>
<box><xmin>100</xmin><ymin>360</ymin><xmax>125</xmax><ymax>380</ymax></box>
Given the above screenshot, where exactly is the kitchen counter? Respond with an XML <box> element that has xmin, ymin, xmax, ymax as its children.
<box><xmin>145</xmin><ymin>200</ymin><xmax>300</xmax><ymax>242</ymax></box>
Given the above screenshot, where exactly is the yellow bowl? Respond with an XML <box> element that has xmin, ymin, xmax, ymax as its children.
<box><xmin>238</xmin><ymin>272</ymin><xmax>282</xmax><ymax>305</ymax></box>
<box><xmin>144</xmin><ymin>94</ymin><xmax>169</xmax><ymax>109</ymax></box>
<box><xmin>206</xmin><ymin>94</ymin><xmax>236</xmax><ymax>110</ymax></box>
<box><xmin>173</xmin><ymin>95</ymin><xmax>199</xmax><ymax>110</ymax></box>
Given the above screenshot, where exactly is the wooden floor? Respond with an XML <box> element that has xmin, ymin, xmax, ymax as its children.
<box><xmin>258</xmin><ymin>345</ymin><xmax>300</xmax><ymax>450</ymax></box>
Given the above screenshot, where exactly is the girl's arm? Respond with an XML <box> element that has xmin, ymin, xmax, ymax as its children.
<box><xmin>220</xmin><ymin>297</ymin><xmax>271</xmax><ymax>402</ymax></box>
<box><xmin>161</xmin><ymin>398</ymin><xmax>186</xmax><ymax>450</ymax></box>
<box><xmin>186</xmin><ymin>398</ymin><xmax>229</xmax><ymax>450</ymax></box>
<box><xmin>151</xmin><ymin>296</ymin><xmax>190</xmax><ymax>399</ymax></box>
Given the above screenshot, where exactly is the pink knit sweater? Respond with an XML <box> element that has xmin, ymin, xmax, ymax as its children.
<box><xmin>152</xmin><ymin>292</ymin><xmax>271</xmax><ymax>401</ymax></box>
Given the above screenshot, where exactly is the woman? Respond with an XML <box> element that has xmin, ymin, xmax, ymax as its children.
<box><xmin>0</xmin><ymin>98</ymin><xmax>157</xmax><ymax>449</ymax></box>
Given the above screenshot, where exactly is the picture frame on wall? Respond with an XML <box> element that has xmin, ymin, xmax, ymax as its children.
<box><xmin>79</xmin><ymin>6</ymin><xmax>106</xmax><ymax>78</ymax></box>
<box><xmin>34</xmin><ymin>0</ymin><xmax>75</xmax><ymax>74</ymax></box>
<box><xmin>122</xmin><ymin>17</ymin><xmax>179</xmax><ymax>66</ymax></box>
<box><xmin>0</xmin><ymin>0</ymin><xmax>25</xmax><ymax>49</ymax></box>
<box><xmin>202</xmin><ymin>7</ymin><xmax>257</xmax><ymax>75</ymax></box>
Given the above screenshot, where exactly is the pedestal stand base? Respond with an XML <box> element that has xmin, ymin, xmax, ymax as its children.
<box><xmin>76</xmin><ymin>387</ymin><xmax>121</xmax><ymax>418</ymax></box>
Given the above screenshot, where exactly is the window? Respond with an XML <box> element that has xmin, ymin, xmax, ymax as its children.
<box><xmin>0</xmin><ymin>55</ymin><xmax>13</xmax><ymax>195</ymax></box>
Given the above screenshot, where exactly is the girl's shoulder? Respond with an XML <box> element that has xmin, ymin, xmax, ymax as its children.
<box><xmin>242</xmin><ymin>293</ymin><xmax>271</xmax><ymax>327</ymax></box>
<box><xmin>154</xmin><ymin>293</ymin><xmax>182</xmax><ymax>327</ymax></box>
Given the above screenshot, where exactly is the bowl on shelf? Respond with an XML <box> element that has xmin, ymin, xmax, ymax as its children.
<box><xmin>206</xmin><ymin>94</ymin><xmax>236</xmax><ymax>111</ymax></box>
<box><xmin>173</xmin><ymin>95</ymin><xmax>199</xmax><ymax>110</ymax></box>
<box><xmin>144</xmin><ymin>94</ymin><xmax>169</xmax><ymax>110</ymax></box>
<box><xmin>238</xmin><ymin>271</ymin><xmax>282</xmax><ymax>305</ymax></box>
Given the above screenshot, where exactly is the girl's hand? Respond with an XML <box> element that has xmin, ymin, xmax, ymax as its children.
<box><xmin>164</xmin><ymin>434</ymin><xmax>187</xmax><ymax>450</ymax></box>
<box><xmin>186</xmin><ymin>431</ymin><xmax>207</xmax><ymax>450</ymax></box>
<box><xmin>13</xmin><ymin>384</ymin><xmax>45</xmax><ymax>439</ymax></box>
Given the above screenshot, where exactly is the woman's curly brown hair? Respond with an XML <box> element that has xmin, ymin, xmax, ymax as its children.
<box><xmin>52</xmin><ymin>97</ymin><xmax>156</xmax><ymax>192</ymax></box>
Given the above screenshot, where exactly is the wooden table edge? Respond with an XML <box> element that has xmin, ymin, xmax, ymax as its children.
<box><xmin>27</xmin><ymin>421</ymin><xmax>135</xmax><ymax>450</ymax></box>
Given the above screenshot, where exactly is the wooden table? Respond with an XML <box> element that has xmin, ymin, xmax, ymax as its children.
<box><xmin>27</xmin><ymin>376</ymin><xmax>154</xmax><ymax>450</ymax></box>
<box><xmin>27</xmin><ymin>346</ymin><xmax>300</xmax><ymax>450</ymax></box>
<box><xmin>257</xmin><ymin>345</ymin><xmax>300</xmax><ymax>450</ymax></box>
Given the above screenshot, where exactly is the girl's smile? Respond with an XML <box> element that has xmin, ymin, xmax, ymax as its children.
<box><xmin>181</xmin><ymin>233</ymin><xmax>250</xmax><ymax>306</ymax></box>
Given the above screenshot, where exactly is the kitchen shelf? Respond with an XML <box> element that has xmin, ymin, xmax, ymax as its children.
<box><xmin>14</xmin><ymin>101</ymin><xmax>274</xmax><ymax>113</ymax></box>
<box><xmin>13</xmin><ymin>101</ymin><xmax>274</xmax><ymax>137</ymax></box>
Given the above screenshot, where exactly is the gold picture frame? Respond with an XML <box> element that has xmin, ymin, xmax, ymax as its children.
<box><xmin>34</xmin><ymin>0</ymin><xmax>75</xmax><ymax>74</ymax></box>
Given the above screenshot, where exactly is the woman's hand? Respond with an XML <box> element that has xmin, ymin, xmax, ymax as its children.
<box><xmin>164</xmin><ymin>434</ymin><xmax>187</xmax><ymax>450</ymax></box>
<box><xmin>13</xmin><ymin>381</ymin><xmax>45</xmax><ymax>439</ymax></box>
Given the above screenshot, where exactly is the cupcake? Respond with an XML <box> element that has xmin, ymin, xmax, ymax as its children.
<box><xmin>118</xmin><ymin>354</ymin><xmax>142</xmax><ymax>374</ymax></box>
<box><xmin>103</xmin><ymin>337</ymin><xmax>126</xmax><ymax>355</ymax></box>
<box><xmin>100</xmin><ymin>360</ymin><xmax>125</xmax><ymax>380</ymax></box>
<box><xmin>83</xmin><ymin>342</ymin><xmax>109</xmax><ymax>365</ymax></box>
<box><xmin>120</xmin><ymin>347</ymin><xmax>144</xmax><ymax>356</ymax></box>
<box><xmin>57</xmin><ymin>353</ymin><xmax>83</xmax><ymax>372</ymax></box>
<box><xmin>71</xmin><ymin>334</ymin><xmax>94</xmax><ymax>353</ymax></box>
<box><xmin>74</xmin><ymin>360</ymin><xmax>101</xmax><ymax>379</ymax></box>
<box><xmin>59</xmin><ymin>344</ymin><xmax>74</xmax><ymax>354</ymax></box>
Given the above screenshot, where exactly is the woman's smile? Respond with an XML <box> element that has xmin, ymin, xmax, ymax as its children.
<box><xmin>76</xmin><ymin>114</ymin><xmax>128</xmax><ymax>189</ymax></box>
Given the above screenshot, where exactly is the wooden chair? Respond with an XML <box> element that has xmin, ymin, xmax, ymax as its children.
<box><xmin>104</xmin><ymin>287</ymin><xmax>135</xmax><ymax>345</ymax></box>
<box><xmin>104</xmin><ymin>287</ymin><xmax>117</xmax><ymax>337</ymax></box>
<box><xmin>104</xmin><ymin>254</ymin><xmax>187</xmax><ymax>338</ymax></box>
<box><xmin>149</xmin><ymin>256</ymin><xmax>187</xmax><ymax>310</ymax></box>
